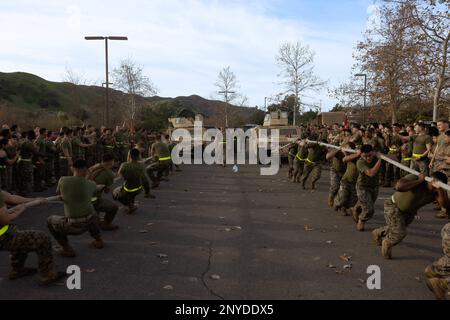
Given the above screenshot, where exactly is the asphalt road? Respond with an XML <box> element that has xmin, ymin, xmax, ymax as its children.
<box><xmin>0</xmin><ymin>163</ymin><xmax>447</xmax><ymax>300</ymax></box>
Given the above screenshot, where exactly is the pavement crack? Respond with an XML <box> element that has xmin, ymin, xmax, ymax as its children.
<box><xmin>201</xmin><ymin>241</ymin><xmax>225</xmax><ymax>300</ymax></box>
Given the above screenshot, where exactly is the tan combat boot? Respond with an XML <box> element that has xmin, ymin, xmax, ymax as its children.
<box><xmin>351</xmin><ymin>207</ymin><xmax>361</xmax><ymax>223</ymax></box>
<box><xmin>92</xmin><ymin>237</ymin><xmax>105</xmax><ymax>249</ymax></box>
<box><xmin>381</xmin><ymin>239</ymin><xmax>393</xmax><ymax>259</ymax></box>
<box><xmin>372</xmin><ymin>229</ymin><xmax>383</xmax><ymax>246</ymax></box>
<box><xmin>436</xmin><ymin>210</ymin><xmax>449</xmax><ymax>219</ymax></box>
<box><xmin>424</xmin><ymin>265</ymin><xmax>441</xmax><ymax>279</ymax></box>
<box><xmin>39</xmin><ymin>271</ymin><xmax>67</xmax><ymax>287</ymax></box>
<box><xmin>426</xmin><ymin>278</ymin><xmax>448</xmax><ymax>300</ymax></box>
<box><xmin>357</xmin><ymin>219</ymin><xmax>365</xmax><ymax>232</ymax></box>
<box><xmin>327</xmin><ymin>196</ymin><xmax>334</xmax><ymax>208</ymax></box>
<box><xmin>58</xmin><ymin>241</ymin><xmax>76</xmax><ymax>258</ymax></box>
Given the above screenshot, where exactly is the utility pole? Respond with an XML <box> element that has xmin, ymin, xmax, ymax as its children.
<box><xmin>85</xmin><ymin>36</ymin><xmax>128</xmax><ymax>127</ymax></box>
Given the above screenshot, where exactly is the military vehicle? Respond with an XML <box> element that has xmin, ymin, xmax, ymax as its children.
<box><xmin>254</xmin><ymin>110</ymin><xmax>302</xmax><ymax>158</ymax></box>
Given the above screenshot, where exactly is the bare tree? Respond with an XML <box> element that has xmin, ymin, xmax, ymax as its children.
<box><xmin>408</xmin><ymin>0</ymin><xmax>449</xmax><ymax>121</ymax></box>
<box><xmin>112</xmin><ymin>58</ymin><xmax>158</xmax><ymax>128</ymax></box>
<box><xmin>214</xmin><ymin>66</ymin><xmax>240</xmax><ymax>128</ymax></box>
<box><xmin>276</xmin><ymin>42</ymin><xmax>325</xmax><ymax>126</ymax></box>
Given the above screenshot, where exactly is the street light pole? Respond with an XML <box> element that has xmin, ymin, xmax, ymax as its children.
<box><xmin>355</xmin><ymin>73</ymin><xmax>367</xmax><ymax>124</ymax></box>
<box><xmin>85</xmin><ymin>36</ymin><xmax>128</xmax><ymax>128</ymax></box>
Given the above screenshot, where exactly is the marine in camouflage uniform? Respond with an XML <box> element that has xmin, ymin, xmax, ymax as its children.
<box><xmin>352</xmin><ymin>145</ymin><xmax>382</xmax><ymax>232</ymax></box>
<box><xmin>429</xmin><ymin>131</ymin><xmax>450</xmax><ymax>219</ymax></box>
<box><xmin>146</xmin><ymin>135</ymin><xmax>172</xmax><ymax>189</ymax></box>
<box><xmin>87</xmin><ymin>154</ymin><xmax>119</xmax><ymax>231</ymax></box>
<box><xmin>0</xmin><ymin>190</ymin><xmax>65</xmax><ymax>285</ymax></box>
<box><xmin>334</xmin><ymin>147</ymin><xmax>359</xmax><ymax>216</ymax></box>
<box><xmin>287</xmin><ymin>142</ymin><xmax>298</xmax><ymax>180</ymax></box>
<box><xmin>47</xmin><ymin>159</ymin><xmax>104</xmax><ymax>257</ymax></box>
<box><xmin>100</xmin><ymin>129</ymin><xmax>116</xmax><ymax>159</ymax></box>
<box><xmin>372</xmin><ymin>173</ymin><xmax>449</xmax><ymax>261</ymax></box>
<box><xmin>325</xmin><ymin>145</ymin><xmax>343</xmax><ymax>202</ymax></box>
<box><xmin>33</xmin><ymin>128</ymin><xmax>47</xmax><ymax>192</ymax></box>
<box><xmin>425</xmin><ymin>223</ymin><xmax>450</xmax><ymax>300</ymax></box>
<box><xmin>18</xmin><ymin>130</ymin><xmax>42</xmax><ymax>196</ymax></box>
<box><xmin>408</xmin><ymin>124</ymin><xmax>433</xmax><ymax>176</ymax></box>
<box><xmin>300</xmin><ymin>142</ymin><xmax>324</xmax><ymax>190</ymax></box>
<box><xmin>58</xmin><ymin>129</ymin><xmax>73</xmax><ymax>178</ymax></box>
<box><xmin>114</xmin><ymin>127</ymin><xmax>130</xmax><ymax>164</ymax></box>
<box><xmin>292</xmin><ymin>141</ymin><xmax>308</xmax><ymax>183</ymax></box>
<box><xmin>0</xmin><ymin>139</ymin><xmax>9</xmax><ymax>190</ymax></box>
<box><xmin>5</xmin><ymin>139</ymin><xmax>18</xmax><ymax>192</ymax></box>
<box><xmin>384</xmin><ymin>129</ymin><xmax>402</xmax><ymax>187</ymax></box>
<box><xmin>113</xmin><ymin>148</ymin><xmax>152</xmax><ymax>214</ymax></box>
<box><xmin>44</xmin><ymin>131</ymin><xmax>57</xmax><ymax>187</ymax></box>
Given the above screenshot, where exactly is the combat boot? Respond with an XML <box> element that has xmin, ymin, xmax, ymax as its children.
<box><xmin>372</xmin><ymin>229</ymin><xmax>383</xmax><ymax>246</ymax></box>
<box><xmin>435</xmin><ymin>210</ymin><xmax>449</xmax><ymax>219</ymax></box>
<box><xmin>351</xmin><ymin>206</ymin><xmax>361</xmax><ymax>223</ymax></box>
<box><xmin>424</xmin><ymin>265</ymin><xmax>441</xmax><ymax>279</ymax></box>
<box><xmin>92</xmin><ymin>237</ymin><xmax>105</xmax><ymax>249</ymax></box>
<box><xmin>58</xmin><ymin>241</ymin><xmax>76</xmax><ymax>258</ymax></box>
<box><xmin>357</xmin><ymin>219</ymin><xmax>365</xmax><ymax>232</ymax></box>
<box><xmin>100</xmin><ymin>221</ymin><xmax>119</xmax><ymax>231</ymax></box>
<box><xmin>327</xmin><ymin>196</ymin><xmax>334</xmax><ymax>208</ymax></box>
<box><xmin>381</xmin><ymin>239</ymin><xmax>393</xmax><ymax>259</ymax></box>
<box><xmin>426</xmin><ymin>278</ymin><xmax>448</xmax><ymax>300</ymax></box>
<box><xmin>39</xmin><ymin>271</ymin><xmax>67</xmax><ymax>287</ymax></box>
<box><xmin>9</xmin><ymin>267</ymin><xmax>37</xmax><ymax>280</ymax></box>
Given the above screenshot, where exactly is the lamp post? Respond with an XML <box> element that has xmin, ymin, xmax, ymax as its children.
<box><xmin>355</xmin><ymin>73</ymin><xmax>367</xmax><ymax>124</ymax></box>
<box><xmin>85</xmin><ymin>36</ymin><xmax>128</xmax><ymax>127</ymax></box>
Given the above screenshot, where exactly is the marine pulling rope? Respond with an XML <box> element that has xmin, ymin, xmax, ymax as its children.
<box><xmin>304</xmin><ymin>139</ymin><xmax>450</xmax><ymax>193</ymax></box>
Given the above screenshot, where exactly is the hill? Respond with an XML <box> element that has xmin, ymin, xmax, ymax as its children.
<box><xmin>0</xmin><ymin>72</ymin><xmax>265</xmax><ymax>129</ymax></box>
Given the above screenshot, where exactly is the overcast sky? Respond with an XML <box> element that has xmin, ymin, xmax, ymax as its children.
<box><xmin>0</xmin><ymin>0</ymin><xmax>379</xmax><ymax>111</ymax></box>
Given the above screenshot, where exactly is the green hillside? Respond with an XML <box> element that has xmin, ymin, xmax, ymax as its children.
<box><xmin>0</xmin><ymin>72</ymin><xmax>265</xmax><ymax>129</ymax></box>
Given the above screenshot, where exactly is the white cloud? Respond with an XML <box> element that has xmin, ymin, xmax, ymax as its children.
<box><xmin>0</xmin><ymin>0</ymin><xmax>365</xmax><ymax>111</ymax></box>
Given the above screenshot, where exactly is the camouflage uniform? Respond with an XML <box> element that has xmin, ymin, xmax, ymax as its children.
<box><xmin>113</xmin><ymin>161</ymin><xmax>150</xmax><ymax>208</ymax></box>
<box><xmin>354</xmin><ymin>158</ymin><xmax>380</xmax><ymax>222</ymax></box>
<box><xmin>410</xmin><ymin>134</ymin><xmax>432</xmax><ymax>176</ymax></box>
<box><xmin>376</xmin><ymin>198</ymin><xmax>416</xmax><ymax>245</ymax></box>
<box><xmin>400</xmin><ymin>141</ymin><xmax>412</xmax><ymax>177</ymax></box>
<box><xmin>329</xmin><ymin>151</ymin><xmax>345</xmax><ymax>202</ymax></box>
<box><xmin>384</xmin><ymin>134</ymin><xmax>402</xmax><ymax>186</ymax></box>
<box><xmin>33</xmin><ymin>135</ymin><xmax>46</xmax><ymax>191</ymax></box>
<box><xmin>334</xmin><ymin>159</ymin><xmax>358</xmax><ymax>211</ymax></box>
<box><xmin>0</xmin><ymin>226</ymin><xmax>54</xmax><ymax>278</ymax></box>
<box><xmin>287</xmin><ymin>143</ymin><xmax>298</xmax><ymax>179</ymax></box>
<box><xmin>300</xmin><ymin>143</ymin><xmax>324</xmax><ymax>189</ymax></box>
<box><xmin>47</xmin><ymin>176</ymin><xmax>101</xmax><ymax>244</ymax></box>
<box><xmin>88</xmin><ymin>164</ymin><xmax>118</xmax><ymax>224</ymax></box>
<box><xmin>114</xmin><ymin>131</ymin><xmax>129</xmax><ymax>164</ymax></box>
<box><xmin>292</xmin><ymin>144</ymin><xmax>307</xmax><ymax>183</ymax></box>
<box><xmin>58</xmin><ymin>137</ymin><xmax>72</xmax><ymax>178</ymax></box>
<box><xmin>5</xmin><ymin>145</ymin><xmax>17</xmax><ymax>192</ymax></box>
<box><xmin>428</xmin><ymin>223</ymin><xmax>450</xmax><ymax>286</ymax></box>
<box><xmin>17</xmin><ymin>139</ymin><xmax>35</xmax><ymax>196</ymax></box>
<box><xmin>44</xmin><ymin>138</ymin><xmax>56</xmax><ymax>186</ymax></box>
<box><xmin>146</xmin><ymin>141</ymin><xmax>172</xmax><ymax>186</ymax></box>
<box><xmin>374</xmin><ymin>175</ymin><xmax>436</xmax><ymax>248</ymax></box>
<box><xmin>47</xmin><ymin>215</ymin><xmax>101</xmax><ymax>243</ymax></box>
